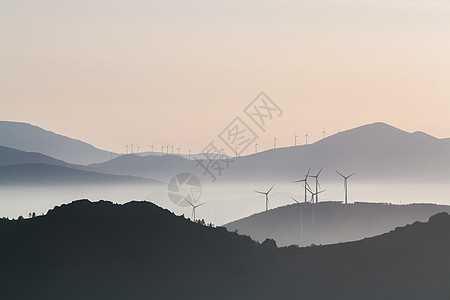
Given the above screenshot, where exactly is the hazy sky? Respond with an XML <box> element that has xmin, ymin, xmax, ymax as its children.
<box><xmin>1</xmin><ymin>0</ymin><xmax>449</xmax><ymax>154</ymax></box>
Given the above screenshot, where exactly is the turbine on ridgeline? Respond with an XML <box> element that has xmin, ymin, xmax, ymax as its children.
<box><xmin>336</xmin><ymin>171</ymin><xmax>356</xmax><ymax>204</ymax></box>
<box><xmin>185</xmin><ymin>199</ymin><xmax>205</xmax><ymax>222</ymax></box>
<box><xmin>255</xmin><ymin>185</ymin><xmax>275</xmax><ymax>211</ymax></box>
<box><xmin>293</xmin><ymin>168</ymin><xmax>311</xmax><ymax>203</ymax></box>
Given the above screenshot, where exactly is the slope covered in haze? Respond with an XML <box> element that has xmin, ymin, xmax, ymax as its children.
<box><xmin>0</xmin><ymin>121</ymin><xmax>119</xmax><ymax>165</ymax></box>
<box><xmin>0</xmin><ymin>145</ymin><xmax>91</xmax><ymax>171</ymax></box>
<box><xmin>0</xmin><ymin>163</ymin><xmax>161</xmax><ymax>185</ymax></box>
<box><xmin>89</xmin><ymin>153</ymin><xmax>200</xmax><ymax>182</ymax></box>
<box><xmin>1</xmin><ymin>200</ymin><xmax>449</xmax><ymax>299</ymax></box>
<box><xmin>220</xmin><ymin>122</ymin><xmax>450</xmax><ymax>183</ymax></box>
<box><xmin>225</xmin><ymin>201</ymin><xmax>450</xmax><ymax>247</ymax></box>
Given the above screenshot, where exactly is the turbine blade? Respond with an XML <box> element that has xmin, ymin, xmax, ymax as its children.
<box><xmin>195</xmin><ymin>202</ymin><xmax>205</xmax><ymax>208</ymax></box>
<box><xmin>184</xmin><ymin>199</ymin><xmax>194</xmax><ymax>207</ymax></box>
<box><xmin>317</xmin><ymin>166</ymin><xmax>324</xmax><ymax>176</ymax></box>
<box><xmin>348</xmin><ymin>172</ymin><xmax>356</xmax><ymax>178</ymax></box>
<box><xmin>336</xmin><ymin>171</ymin><xmax>345</xmax><ymax>178</ymax></box>
<box><xmin>267</xmin><ymin>185</ymin><xmax>275</xmax><ymax>194</ymax></box>
<box><xmin>255</xmin><ymin>191</ymin><xmax>265</xmax><ymax>194</ymax></box>
<box><xmin>306</xmin><ymin>168</ymin><xmax>310</xmax><ymax>178</ymax></box>
<box><xmin>291</xmin><ymin>197</ymin><xmax>299</xmax><ymax>204</ymax></box>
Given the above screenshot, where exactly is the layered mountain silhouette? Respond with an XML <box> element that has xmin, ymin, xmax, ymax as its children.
<box><xmin>0</xmin><ymin>121</ymin><xmax>119</xmax><ymax>165</ymax></box>
<box><xmin>0</xmin><ymin>163</ymin><xmax>160</xmax><ymax>185</ymax></box>
<box><xmin>225</xmin><ymin>201</ymin><xmax>450</xmax><ymax>247</ymax></box>
<box><xmin>0</xmin><ymin>145</ymin><xmax>90</xmax><ymax>170</ymax></box>
<box><xmin>87</xmin><ymin>122</ymin><xmax>450</xmax><ymax>183</ymax></box>
<box><xmin>89</xmin><ymin>153</ymin><xmax>198</xmax><ymax>182</ymax></box>
<box><xmin>1</xmin><ymin>200</ymin><xmax>449</xmax><ymax>299</ymax></box>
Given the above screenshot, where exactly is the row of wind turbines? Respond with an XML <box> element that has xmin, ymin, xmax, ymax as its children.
<box><xmin>125</xmin><ymin>130</ymin><xmax>328</xmax><ymax>159</ymax></box>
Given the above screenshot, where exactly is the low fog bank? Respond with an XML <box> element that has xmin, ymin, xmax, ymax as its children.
<box><xmin>2</xmin><ymin>180</ymin><xmax>449</xmax><ymax>225</ymax></box>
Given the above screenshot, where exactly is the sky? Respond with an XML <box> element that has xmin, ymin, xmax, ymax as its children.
<box><xmin>1</xmin><ymin>0</ymin><xmax>449</xmax><ymax>154</ymax></box>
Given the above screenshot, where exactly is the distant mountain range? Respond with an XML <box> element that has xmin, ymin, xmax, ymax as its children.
<box><xmin>219</xmin><ymin>122</ymin><xmax>450</xmax><ymax>183</ymax></box>
<box><xmin>1</xmin><ymin>121</ymin><xmax>449</xmax><ymax>184</ymax></box>
<box><xmin>225</xmin><ymin>201</ymin><xmax>450</xmax><ymax>247</ymax></box>
<box><xmin>0</xmin><ymin>121</ymin><xmax>119</xmax><ymax>165</ymax></box>
<box><xmin>1</xmin><ymin>199</ymin><xmax>449</xmax><ymax>299</ymax></box>
<box><xmin>87</xmin><ymin>122</ymin><xmax>450</xmax><ymax>183</ymax></box>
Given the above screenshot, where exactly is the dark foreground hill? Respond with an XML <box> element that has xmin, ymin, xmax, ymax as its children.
<box><xmin>225</xmin><ymin>201</ymin><xmax>450</xmax><ymax>247</ymax></box>
<box><xmin>1</xmin><ymin>200</ymin><xmax>449</xmax><ymax>300</ymax></box>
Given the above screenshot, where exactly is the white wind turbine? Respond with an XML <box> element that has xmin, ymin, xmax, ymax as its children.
<box><xmin>336</xmin><ymin>171</ymin><xmax>356</xmax><ymax>204</ymax></box>
<box><xmin>255</xmin><ymin>185</ymin><xmax>275</xmax><ymax>211</ymax></box>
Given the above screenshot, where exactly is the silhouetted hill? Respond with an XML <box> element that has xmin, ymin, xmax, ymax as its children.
<box><xmin>225</xmin><ymin>202</ymin><xmax>450</xmax><ymax>246</ymax></box>
<box><xmin>0</xmin><ymin>163</ymin><xmax>161</xmax><ymax>185</ymax></box>
<box><xmin>0</xmin><ymin>145</ymin><xmax>91</xmax><ymax>171</ymax></box>
<box><xmin>0</xmin><ymin>121</ymin><xmax>119</xmax><ymax>165</ymax></box>
<box><xmin>1</xmin><ymin>200</ymin><xmax>449</xmax><ymax>299</ymax></box>
<box><xmin>89</xmin><ymin>153</ymin><xmax>200</xmax><ymax>182</ymax></box>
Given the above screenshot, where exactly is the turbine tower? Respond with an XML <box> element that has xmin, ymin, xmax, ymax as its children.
<box><xmin>188</xmin><ymin>149</ymin><xmax>191</xmax><ymax>160</ymax></box>
<box><xmin>137</xmin><ymin>146</ymin><xmax>140</xmax><ymax>155</ymax></box>
<box><xmin>336</xmin><ymin>171</ymin><xmax>356</xmax><ymax>204</ymax></box>
<box><xmin>322</xmin><ymin>129</ymin><xmax>327</xmax><ymax>139</ymax></box>
<box><xmin>255</xmin><ymin>143</ymin><xmax>258</xmax><ymax>154</ymax></box>
<box><xmin>305</xmin><ymin>186</ymin><xmax>325</xmax><ymax>224</ymax></box>
<box><xmin>255</xmin><ymin>185</ymin><xmax>275</xmax><ymax>211</ymax></box>
<box><xmin>130</xmin><ymin>144</ymin><xmax>134</xmax><ymax>154</ymax></box>
<box><xmin>295</xmin><ymin>134</ymin><xmax>298</xmax><ymax>146</ymax></box>
<box><xmin>125</xmin><ymin>144</ymin><xmax>129</xmax><ymax>155</ymax></box>
<box><xmin>161</xmin><ymin>145</ymin><xmax>164</xmax><ymax>156</ymax></box>
<box><xmin>293</xmin><ymin>168</ymin><xmax>311</xmax><ymax>203</ymax></box>
<box><xmin>177</xmin><ymin>147</ymin><xmax>180</xmax><ymax>155</ymax></box>
<box><xmin>291</xmin><ymin>196</ymin><xmax>303</xmax><ymax>235</ymax></box>
<box><xmin>151</xmin><ymin>144</ymin><xmax>154</xmax><ymax>156</ymax></box>
<box><xmin>311</xmin><ymin>167</ymin><xmax>324</xmax><ymax>203</ymax></box>
<box><xmin>235</xmin><ymin>145</ymin><xmax>238</xmax><ymax>157</ymax></box>
<box><xmin>305</xmin><ymin>132</ymin><xmax>309</xmax><ymax>145</ymax></box>
<box><xmin>274</xmin><ymin>137</ymin><xmax>277</xmax><ymax>149</ymax></box>
<box><xmin>185</xmin><ymin>199</ymin><xmax>205</xmax><ymax>222</ymax></box>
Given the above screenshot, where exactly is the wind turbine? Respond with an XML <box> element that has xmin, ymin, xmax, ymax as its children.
<box><xmin>311</xmin><ymin>167</ymin><xmax>324</xmax><ymax>203</ymax></box>
<box><xmin>291</xmin><ymin>196</ymin><xmax>303</xmax><ymax>235</ymax></box>
<box><xmin>151</xmin><ymin>144</ymin><xmax>154</xmax><ymax>156</ymax></box>
<box><xmin>273</xmin><ymin>137</ymin><xmax>277</xmax><ymax>149</ymax></box>
<box><xmin>295</xmin><ymin>134</ymin><xmax>298</xmax><ymax>146</ymax></box>
<box><xmin>293</xmin><ymin>168</ymin><xmax>311</xmax><ymax>203</ymax></box>
<box><xmin>305</xmin><ymin>132</ymin><xmax>309</xmax><ymax>145</ymax></box>
<box><xmin>161</xmin><ymin>145</ymin><xmax>164</xmax><ymax>156</ymax></box>
<box><xmin>305</xmin><ymin>186</ymin><xmax>325</xmax><ymax>224</ymax></box>
<box><xmin>185</xmin><ymin>199</ymin><xmax>205</xmax><ymax>222</ymax></box>
<box><xmin>322</xmin><ymin>129</ymin><xmax>327</xmax><ymax>139</ymax></box>
<box><xmin>336</xmin><ymin>171</ymin><xmax>356</xmax><ymax>204</ymax></box>
<box><xmin>177</xmin><ymin>147</ymin><xmax>180</xmax><ymax>155</ymax></box>
<box><xmin>235</xmin><ymin>145</ymin><xmax>238</xmax><ymax>157</ymax></box>
<box><xmin>125</xmin><ymin>144</ymin><xmax>129</xmax><ymax>155</ymax></box>
<box><xmin>255</xmin><ymin>143</ymin><xmax>258</xmax><ymax>154</ymax></box>
<box><xmin>188</xmin><ymin>149</ymin><xmax>191</xmax><ymax>159</ymax></box>
<box><xmin>255</xmin><ymin>185</ymin><xmax>275</xmax><ymax>211</ymax></box>
<box><xmin>171</xmin><ymin>145</ymin><xmax>174</xmax><ymax>155</ymax></box>
<box><xmin>166</xmin><ymin>145</ymin><xmax>169</xmax><ymax>155</ymax></box>
<box><xmin>137</xmin><ymin>145</ymin><xmax>140</xmax><ymax>155</ymax></box>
